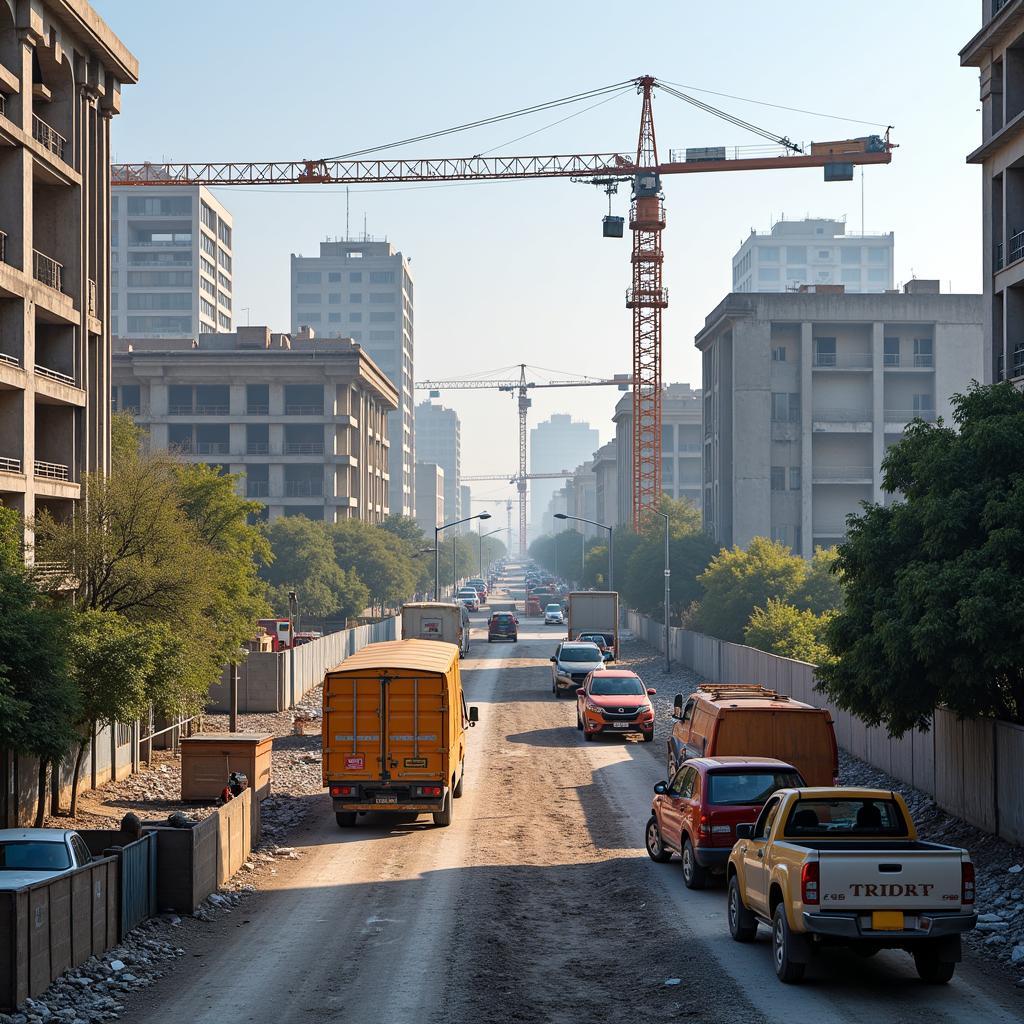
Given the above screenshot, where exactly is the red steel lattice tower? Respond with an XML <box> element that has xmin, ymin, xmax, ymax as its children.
<box><xmin>626</xmin><ymin>75</ymin><xmax>668</xmax><ymax>528</ymax></box>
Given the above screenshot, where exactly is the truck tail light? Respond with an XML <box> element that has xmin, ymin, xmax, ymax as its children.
<box><xmin>961</xmin><ymin>861</ymin><xmax>975</xmax><ymax>905</ymax></box>
<box><xmin>415</xmin><ymin>785</ymin><xmax>442</xmax><ymax>798</ymax></box>
<box><xmin>330</xmin><ymin>784</ymin><xmax>355</xmax><ymax>798</ymax></box>
<box><xmin>801</xmin><ymin>861</ymin><xmax>820</xmax><ymax>905</ymax></box>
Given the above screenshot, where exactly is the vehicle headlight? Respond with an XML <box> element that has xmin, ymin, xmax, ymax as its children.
<box><xmin>585</xmin><ymin>700</ymin><xmax>602</xmax><ymax>713</ymax></box>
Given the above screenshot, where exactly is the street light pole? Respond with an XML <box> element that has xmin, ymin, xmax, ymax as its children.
<box><xmin>479</xmin><ymin>528</ymin><xmax>501</xmax><ymax>577</ymax></box>
<box><xmin>654</xmin><ymin>510</ymin><xmax>670</xmax><ymax>672</ymax></box>
<box><xmin>555</xmin><ymin>513</ymin><xmax>613</xmax><ymax>591</ymax></box>
<box><xmin>435</xmin><ymin>512</ymin><xmax>492</xmax><ymax>601</ymax></box>
<box><xmin>434</xmin><ymin>528</ymin><xmax>441</xmax><ymax>601</ymax></box>
<box><xmin>287</xmin><ymin>589</ymin><xmax>298</xmax><ymax>709</ymax></box>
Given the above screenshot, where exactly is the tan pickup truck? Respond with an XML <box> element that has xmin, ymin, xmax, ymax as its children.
<box><xmin>726</xmin><ymin>788</ymin><xmax>977</xmax><ymax>984</ymax></box>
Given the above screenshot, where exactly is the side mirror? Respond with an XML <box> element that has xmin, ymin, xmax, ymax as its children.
<box><xmin>647</xmin><ymin>688</ymin><xmax>657</xmax><ymax>696</ymax></box>
<box><xmin>468</xmin><ymin>706</ymin><xmax>479</xmax><ymax>723</ymax></box>
<box><xmin>736</xmin><ymin>823</ymin><xmax>753</xmax><ymax>840</ymax></box>
<box><xmin>603</xmin><ymin>653</ymin><xmax>614</xmax><ymax>662</ymax></box>
<box><xmin>576</xmin><ymin>687</ymin><xmax>585</xmax><ymax>696</ymax></box>
<box><xmin>672</xmin><ymin>694</ymin><xmax>683</xmax><ymax>719</ymax></box>
<box><xmin>549</xmin><ymin>656</ymin><xmax>557</xmax><ymax>663</ymax></box>
<box><xmin>653</xmin><ymin>781</ymin><xmax>668</xmax><ymax>795</ymax></box>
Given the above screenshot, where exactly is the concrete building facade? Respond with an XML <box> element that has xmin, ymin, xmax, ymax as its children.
<box><xmin>591</xmin><ymin>440</ymin><xmax>617</xmax><ymax>532</ymax></box>
<box><xmin>0</xmin><ymin>0</ymin><xmax>137</xmax><ymax>550</ymax></box>
<box><xmin>290</xmin><ymin>240</ymin><xmax>414</xmax><ymax>515</ymax></box>
<box><xmin>564</xmin><ymin>459</ymin><xmax>598</xmax><ymax>538</ymax></box>
<box><xmin>961</xmin><ymin>0</ymin><xmax>1024</xmax><ymax>384</ymax></box>
<box><xmin>414</xmin><ymin>461</ymin><xmax>444</xmax><ymax>535</ymax></box>
<box><xmin>696</xmin><ymin>286</ymin><xmax>984</xmax><ymax>554</ymax></box>
<box><xmin>113</xmin><ymin>327</ymin><xmax>397</xmax><ymax>523</ymax></box>
<box><xmin>529</xmin><ymin>413</ymin><xmax>599</xmax><ymax>536</ymax></box>
<box><xmin>110</xmin><ymin>184</ymin><xmax>233</xmax><ymax>339</ymax></box>
<box><xmin>732</xmin><ymin>218</ymin><xmax>894</xmax><ymax>295</ymax></box>
<box><xmin>460</xmin><ymin>484</ymin><xmax>472</xmax><ymax>528</ymax></box>
<box><xmin>414</xmin><ymin>399</ymin><xmax>461</xmax><ymax>525</ymax></box>
<box><xmin>612</xmin><ymin>383</ymin><xmax>702</xmax><ymax>526</ymax></box>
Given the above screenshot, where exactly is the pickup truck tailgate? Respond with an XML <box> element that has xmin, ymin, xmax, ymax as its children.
<box><xmin>819</xmin><ymin>850</ymin><xmax>964</xmax><ymax>911</ymax></box>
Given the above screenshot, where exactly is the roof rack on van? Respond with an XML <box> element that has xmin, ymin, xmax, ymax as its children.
<box><xmin>697</xmin><ymin>684</ymin><xmax>790</xmax><ymax>702</ymax></box>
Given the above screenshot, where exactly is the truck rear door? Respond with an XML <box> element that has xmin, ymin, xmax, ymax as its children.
<box><xmin>325</xmin><ymin>674</ymin><xmax>384</xmax><ymax>781</ymax></box>
<box><xmin>819</xmin><ymin>850</ymin><xmax>963</xmax><ymax>913</ymax></box>
<box><xmin>384</xmin><ymin>672</ymin><xmax>448</xmax><ymax>782</ymax></box>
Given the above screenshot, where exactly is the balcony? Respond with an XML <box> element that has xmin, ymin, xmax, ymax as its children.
<box><xmin>284</xmin><ymin>480</ymin><xmax>323</xmax><ymax>497</ymax></box>
<box><xmin>246</xmin><ymin>481</ymin><xmax>269</xmax><ymax>498</ymax></box>
<box><xmin>0</xmin><ymin>456</ymin><xmax>22</xmax><ymax>473</ymax></box>
<box><xmin>34</xmin><ymin>364</ymin><xmax>76</xmax><ymax>387</ymax></box>
<box><xmin>812</xmin><ymin>352</ymin><xmax>872</xmax><ymax>369</ymax></box>
<box><xmin>194</xmin><ymin>404</ymin><xmax>229</xmax><ymax>415</ymax></box>
<box><xmin>168</xmin><ymin>405</ymin><xmax>194</xmax><ymax>415</ymax></box>
<box><xmin>246</xmin><ymin>404</ymin><xmax>269</xmax><ymax>416</ymax></box>
<box><xmin>195</xmin><ymin>442</ymin><xmax>229</xmax><ymax>455</ymax></box>
<box><xmin>35</xmin><ymin>460</ymin><xmax>69</xmax><ymax>481</ymax></box>
<box><xmin>885</xmin><ymin>408</ymin><xmax>937</xmax><ymax>423</ymax></box>
<box><xmin>32</xmin><ymin>114</ymin><xmax>66</xmax><ymax>161</ymax></box>
<box><xmin>913</xmin><ymin>353</ymin><xmax>934</xmax><ymax>368</ymax></box>
<box><xmin>246</xmin><ymin>442</ymin><xmax>270</xmax><ymax>455</ymax></box>
<box><xmin>284</xmin><ymin>442</ymin><xmax>325</xmax><ymax>455</ymax></box>
<box><xmin>284</xmin><ymin>404</ymin><xmax>324</xmax><ymax>416</ymax></box>
<box><xmin>812</xmin><ymin>466</ymin><xmax>873</xmax><ymax>482</ymax></box>
<box><xmin>1010</xmin><ymin>229</ymin><xmax>1024</xmax><ymax>267</ymax></box>
<box><xmin>812</xmin><ymin>407</ymin><xmax>872</xmax><ymax>422</ymax></box>
<box><xmin>0</xmin><ymin>351</ymin><xmax>21</xmax><ymax>368</ymax></box>
<box><xmin>33</xmin><ymin>250</ymin><xmax>64</xmax><ymax>292</ymax></box>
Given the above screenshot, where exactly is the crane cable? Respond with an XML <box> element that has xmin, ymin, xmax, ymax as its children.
<box><xmin>321</xmin><ymin>79</ymin><xmax>637</xmax><ymax>162</ymax></box>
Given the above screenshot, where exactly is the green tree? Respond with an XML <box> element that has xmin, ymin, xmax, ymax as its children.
<box><xmin>801</xmin><ymin>546</ymin><xmax>843</xmax><ymax>614</ymax></box>
<box><xmin>818</xmin><ymin>382</ymin><xmax>1024</xmax><ymax>735</ymax></box>
<box><xmin>332</xmin><ymin>520</ymin><xmax>417</xmax><ymax>613</ymax></box>
<box><xmin>744</xmin><ymin>599</ymin><xmax>835</xmax><ymax>665</ymax></box>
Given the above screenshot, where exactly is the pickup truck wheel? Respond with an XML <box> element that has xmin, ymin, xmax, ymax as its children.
<box><xmin>772</xmin><ymin>906</ymin><xmax>806</xmax><ymax>983</ymax></box>
<box><xmin>681</xmin><ymin>838</ymin><xmax>708</xmax><ymax>890</ymax></box>
<box><xmin>645</xmin><ymin>815</ymin><xmax>673</xmax><ymax>863</ymax></box>
<box><xmin>913</xmin><ymin>948</ymin><xmax>956</xmax><ymax>984</ymax></box>
<box><xmin>433</xmin><ymin>792</ymin><xmax>453</xmax><ymax>827</ymax></box>
<box><xmin>727</xmin><ymin>876</ymin><xmax>757</xmax><ymax>942</ymax></box>
<box><xmin>335</xmin><ymin>812</ymin><xmax>357</xmax><ymax>828</ymax></box>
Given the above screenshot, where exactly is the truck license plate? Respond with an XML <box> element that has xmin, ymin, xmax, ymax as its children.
<box><xmin>871</xmin><ymin>911</ymin><xmax>904</xmax><ymax>931</ymax></box>
<box><xmin>376</xmin><ymin>795</ymin><xmax>398</xmax><ymax>804</ymax></box>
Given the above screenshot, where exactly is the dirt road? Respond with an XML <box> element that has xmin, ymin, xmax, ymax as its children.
<box><xmin>117</xmin><ymin>608</ymin><xmax>1024</xmax><ymax>1024</ymax></box>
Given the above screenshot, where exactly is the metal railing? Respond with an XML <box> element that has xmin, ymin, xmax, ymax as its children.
<box><xmin>0</xmin><ymin>351</ymin><xmax>20</xmax><ymax>368</ymax></box>
<box><xmin>0</xmin><ymin>228</ymin><xmax>6</xmax><ymax>264</ymax></box>
<box><xmin>995</xmin><ymin>0</ymin><xmax>1012</xmax><ymax>15</ymax></box>
<box><xmin>34</xmin><ymin>363</ymin><xmax>76</xmax><ymax>386</ymax></box>
<box><xmin>284</xmin><ymin>442</ymin><xmax>325</xmax><ymax>455</ymax></box>
<box><xmin>35</xmin><ymin>459</ymin><xmax>69</xmax><ymax>481</ymax></box>
<box><xmin>130</xmin><ymin>239</ymin><xmax>193</xmax><ymax>247</ymax></box>
<box><xmin>246</xmin><ymin>481</ymin><xmax>270</xmax><ymax>498</ymax></box>
<box><xmin>813</xmin><ymin>352</ymin><xmax>873</xmax><ymax>369</ymax></box>
<box><xmin>88</xmin><ymin>278</ymin><xmax>97</xmax><ymax>317</ymax></box>
<box><xmin>33</xmin><ymin>249</ymin><xmax>63</xmax><ymax>292</ymax></box>
<box><xmin>1009</xmin><ymin>229</ymin><xmax>1024</xmax><ymax>266</ymax></box>
<box><xmin>246</xmin><ymin>442</ymin><xmax>270</xmax><ymax>455</ymax></box>
<box><xmin>813</xmin><ymin>526</ymin><xmax>847</xmax><ymax>538</ymax></box>
<box><xmin>0</xmin><ymin>93</ymin><xmax>5</xmax><ymax>117</ymax></box>
<box><xmin>625</xmin><ymin>286</ymin><xmax>669</xmax><ymax>307</ymax></box>
<box><xmin>167</xmin><ymin>404</ymin><xmax>194</xmax><ymax>415</ymax></box>
<box><xmin>194</xmin><ymin>404</ymin><xmax>229</xmax><ymax>415</ymax></box>
<box><xmin>195</xmin><ymin>442</ymin><xmax>229</xmax><ymax>455</ymax></box>
<box><xmin>246</xmin><ymin>404</ymin><xmax>269</xmax><ymax>416</ymax></box>
<box><xmin>813</xmin><ymin>466</ymin><xmax>873</xmax><ymax>481</ymax></box>
<box><xmin>913</xmin><ymin>353</ymin><xmax>934</xmax><ymax>367</ymax></box>
<box><xmin>284</xmin><ymin>480</ymin><xmax>323</xmax><ymax>497</ymax></box>
<box><xmin>0</xmin><ymin>456</ymin><xmax>22</xmax><ymax>473</ymax></box>
<box><xmin>284</xmin><ymin>404</ymin><xmax>324</xmax><ymax>416</ymax></box>
<box><xmin>885</xmin><ymin>408</ymin><xmax>937</xmax><ymax>422</ymax></box>
<box><xmin>812</xmin><ymin>407</ymin><xmax>872</xmax><ymax>422</ymax></box>
<box><xmin>884</xmin><ymin>352</ymin><xmax>901</xmax><ymax>367</ymax></box>
<box><xmin>32</xmin><ymin>113</ymin><xmax>66</xmax><ymax>160</ymax></box>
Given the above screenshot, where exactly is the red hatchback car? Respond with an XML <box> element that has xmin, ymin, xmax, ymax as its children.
<box><xmin>644</xmin><ymin>756</ymin><xmax>804</xmax><ymax>889</ymax></box>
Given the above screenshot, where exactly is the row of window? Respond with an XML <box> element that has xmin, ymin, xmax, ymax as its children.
<box><xmin>757</xmin><ymin>267</ymin><xmax>889</xmax><ymax>283</ymax></box>
<box><xmin>128</xmin><ymin>292</ymin><xmax>191</xmax><ymax>310</ymax></box>
<box><xmin>295</xmin><ymin>270</ymin><xmax>396</xmax><ymax>284</ymax></box>
<box><xmin>771</xmin><ymin>337</ymin><xmax>934</xmax><ymax>366</ymax></box>
<box><xmin>295</xmin><ymin>292</ymin><xmax>396</xmax><ymax>305</ymax></box>
<box><xmin>299</xmin><ymin>311</ymin><xmax>396</xmax><ymax>324</ymax></box>
<box><xmin>756</xmin><ymin>245</ymin><xmax>889</xmax><ymax>265</ymax></box>
<box><xmin>770</xmin><ymin>466</ymin><xmax>802</xmax><ymax>491</ymax></box>
<box><xmin>126</xmin><ymin>196</ymin><xmax>193</xmax><ymax>217</ymax></box>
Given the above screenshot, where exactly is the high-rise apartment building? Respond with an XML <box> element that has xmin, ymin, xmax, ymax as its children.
<box><xmin>0</xmin><ymin>1</ymin><xmax>137</xmax><ymax>552</ymax></box>
<box><xmin>696</xmin><ymin>285</ymin><xmax>983</xmax><ymax>554</ymax></box>
<box><xmin>414</xmin><ymin>462</ymin><xmax>444</xmax><ymax>536</ymax></box>
<box><xmin>111</xmin><ymin>185</ymin><xmax>233</xmax><ymax>339</ymax></box>
<box><xmin>529</xmin><ymin>414</ymin><xmax>599</xmax><ymax>536</ymax></box>
<box><xmin>732</xmin><ymin>218</ymin><xmax>894</xmax><ymax>294</ymax></box>
<box><xmin>591</xmin><ymin>441</ymin><xmax>617</xmax><ymax>530</ymax></box>
<box><xmin>612</xmin><ymin>383</ymin><xmax>702</xmax><ymax>526</ymax></box>
<box><xmin>414</xmin><ymin>400</ymin><xmax>461</xmax><ymax>525</ymax></box>
<box><xmin>460</xmin><ymin>484</ymin><xmax>472</xmax><ymax>527</ymax></box>
<box><xmin>961</xmin><ymin>0</ymin><xmax>1024</xmax><ymax>384</ymax></box>
<box><xmin>290</xmin><ymin>240</ymin><xmax>414</xmax><ymax>515</ymax></box>
<box><xmin>113</xmin><ymin>327</ymin><xmax>397</xmax><ymax>523</ymax></box>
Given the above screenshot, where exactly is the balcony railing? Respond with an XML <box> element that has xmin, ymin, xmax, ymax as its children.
<box><xmin>170</xmin><ymin>441</ymin><xmax>194</xmax><ymax>454</ymax></box>
<box><xmin>812</xmin><ymin>352</ymin><xmax>872</xmax><ymax>369</ymax></box>
<box><xmin>88</xmin><ymin>279</ymin><xmax>97</xmax><ymax>317</ymax></box>
<box><xmin>813</xmin><ymin>466</ymin><xmax>873</xmax><ymax>481</ymax></box>
<box><xmin>1010</xmin><ymin>230</ymin><xmax>1024</xmax><ymax>266</ymax></box>
<box><xmin>32</xmin><ymin>113</ymin><xmax>67</xmax><ymax>160</ymax></box>
<box><xmin>195</xmin><ymin>442</ymin><xmax>229</xmax><ymax>455</ymax></box>
<box><xmin>812</xmin><ymin>407</ymin><xmax>872</xmax><ymax>422</ymax></box>
<box><xmin>0</xmin><ymin>228</ymin><xmax>6</xmax><ymax>264</ymax></box>
<box><xmin>34</xmin><ymin>364</ymin><xmax>76</xmax><ymax>386</ymax></box>
<box><xmin>995</xmin><ymin>0</ymin><xmax>1012</xmax><ymax>14</ymax></box>
<box><xmin>813</xmin><ymin>525</ymin><xmax>847</xmax><ymax>539</ymax></box>
<box><xmin>129</xmin><ymin>239</ymin><xmax>193</xmax><ymax>248</ymax></box>
<box><xmin>885</xmin><ymin>408</ymin><xmax>937</xmax><ymax>422</ymax></box>
<box><xmin>913</xmin><ymin>353</ymin><xmax>934</xmax><ymax>367</ymax></box>
<box><xmin>247</xmin><ymin>482</ymin><xmax>270</xmax><ymax>498</ymax></box>
<box><xmin>0</xmin><ymin>351</ymin><xmax>21</xmax><ymax>368</ymax></box>
<box><xmin>284</xmin><ymin>404</ymin><xmax>324</xmax><ymax>416</ymax></box>
<box><xmin>246</xmin><ymin>404</ymin><xmax>269</xmax><ymax>416</ymax></box>
<box><xmin>0</xmin><ymin>93</ymin><xmax>5</xmax><ymax>117</ymax></box>
<box><xmin>33</xmin><ymin>250</ymin><xmax>64</xmax><ymax>292</ymax></box>
<box><xmin>35</xmin><ymin>460</ymin><xmax>69</xmax><ymax>481</ymax></box>
<box><xmin>194</xmin><ymin>404</ymin><xmax>229</xmax><ymax>415</ymax></box>
<box><xmin>284</xmin><ymin>442</ymin><xmax>325</xmax><ymax>455</ymax></box>
<box><xmin>246</xmin><ymin>442</ymin><xmax>270</xmax><ymax>455</ymax></box>
<box><xmin>167</xmin><ymin>405</ymin><xmax>194</xmax><ymax>415</ymax></box>
<box><xmin>0</xmin><ymin>456</ymin><xmax>22</xmax><ymax>474</ymax></box>
<box><xmin>284</xmin><ymin>480</ymin><xmax>323</xmax><ymax>497</ymax></box>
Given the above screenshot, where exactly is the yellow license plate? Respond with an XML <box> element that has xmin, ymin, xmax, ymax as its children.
<box><xmin>871</xmin><ymin>911</ymin><xmax>905</xmax><ymax>931</ymax></box>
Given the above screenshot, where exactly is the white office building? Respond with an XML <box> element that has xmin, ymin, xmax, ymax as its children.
<box><xmin>111</xmin><ymin>185</ymin><xmax>233</xmax><ymax>339</ymax></box>
<box><xmin>732</xmin><ymin>218</ymin><xmax>894</xmax><ymax>295</ymax></box>
<box><xmin>415</xmin><ymin>400</ymin><xmax>461</xmax><ymax>525</ymax></box>
<box><xmin>291</xmin><ymin>240</ymin><xmax>414</xmax><ymax>516</ymax></box>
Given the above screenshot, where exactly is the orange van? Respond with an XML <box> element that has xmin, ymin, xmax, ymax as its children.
<box><xmin>666</xmin><ymin>684</ymin><xmax>838</xmax><ymax>787</ymax></box>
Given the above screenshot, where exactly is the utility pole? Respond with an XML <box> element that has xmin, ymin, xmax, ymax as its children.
<box><xmin>654</xmin><ymin>510</ymin><xmax>670</xmax><ymax>672</ymax></box>
<box><xmin>287</xmin><ymin>589</ymin><xmax>298</xmax><ymax>708</ymax></box>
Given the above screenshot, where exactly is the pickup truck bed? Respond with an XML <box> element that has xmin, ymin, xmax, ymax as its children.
<box><xmin>785</xmin><ymin>839</ymin><xmax>947</xmax><ymax>852</ymax></box>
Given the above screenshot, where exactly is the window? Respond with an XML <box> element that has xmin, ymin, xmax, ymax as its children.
<box><xmin>868</xmin><ymin>248</ymin><xmax>888</xmax><ymax>264</ymax></box>
<box><xmin>369</xmin><ymin>311</ymin><xmax>395</xmax><ymax>322</ymax></box>
<box><xmin>328</xmin><ymin>272</ymin><xmax>342</xmax><ymax>282</ymax></box>
<box><xmin>200</xmin><ymin>201</ymin><xmax>216</xmax><ymax>229</ymax></box>
<box><xmin>884</xmin><ymin>337</ymin><xmax>900</xmax><ymax>366</ymax></box>
<box><xmin>200</xmin><ymin>234</ymin><xmax>216</xmax><ymax>256</ymax></box>
<box><xmin>218</xmin><ymin>272</ymin><xmax>231</xmax><ymax>290</ymax></box>
<box><xmin>759</xmin><ymin>246</ymin><xmax>780</xmax><ymax>262</ymax></box>
<box><xmin>218</xmin><ymin>312</ymin><xmax>231</xmax><ymax>329</ymax></box>
<box><xmin>789</xmin><ymin>467</ymin><xmax>801</xmax><ymax>490</ymax></box>
<box><xmin>818</xmin><ymin>249</ymin><xmax>831</xmax><ymax>259</ymax></box>
<box><xmin>200</xmin><ymin>275</ymin><xmax>216</xmax><ymax>296</ymax></box>
<box><xmin>350</xmin><ymin>292</ymin><xmax>363</xmax><ymax>303</ymax></box>
<box><xmin>785</xmin><ymin>267</ymin><xmax>807</xmax><ymax>281</ymax></box>
<box><xmin>370</xmin><ymin>292</ymin><xmax>395</xmax><ymax>303</ymax></box>
<box><xmin>200</xmin><ymin>297</ymin><xmax>216</xmax><ymax>320</ymax></box>
<box><xmin>128</xmin><ymin>292</ymin><xmax>191</xmax><ymax>310</ymax></box>
<box><xmin>793</xmin><ymin>524</ymin><xmax>802</xmax><ymax>554</ymax></box>
<box><xmin>110</xmin><ymin>293</ymin><xmax>119</xmax><ymax>309</ymax></box>
<box><xmin>217</xmin><ymin>249</ymin><xmax>232</xmax><ymax>272</ymax></box>
<box><xmin>128</xmin><ymin>196</ymin><xmax>193</xmax><ymax>216</ymax></box>
<box><xmin>772</xmin><ymin>393</ymin><xmax>800</xmax><ymax>422</ymax></box>
<box><xmin>127</xmin><ymin>316</ymin><xmax>192</xmax><ymax>332</ymax></box>
<box><xmin>370</xmin><ymin>270</ymin><xmax>395</xmax><ymax>283</ymax></box>
<box><xmin>218</xmin><ymin>291</ymin><xmax>231</xmax><ymax>310</ymax></box>
<box><xmin>707</xmin><ymin>770</ymin><xmax>803</xmax><ymax>806</ymax></box>
<box><xmin>772</xmin><ymin>346</ymin><xmax>787</xmax><ymax>362</ymax></box>
<box><xmin>296</xmin><ymin>272</ymin><xmax>321</xmax><ymax>284</ymax></box>
<box><xmin>1014</xmin><ymin>342</ymin><xmax>1024</xmax><ymax>377</ymax></box>
<box><xmin>841</xmin><ymin>269</ymin><xmax>861</xmax><ymax>284</ymax></box>
<box><xmin>913</xmin><ymin>338</ymin><xmax>934</xmax><ymax>367</ymax></box>
<box><xmin>303</xmin><ymin>312</ymin><xmax>322</xmax><ymax>323</ymax></box>
<box><xmin>119</xmin><ymin>384</ymin><xmax>140</xmax><ymax>413</ymax></box>
<box><xmin>759</xmin><ymin>267</ymin><xmax>780</xmax><ymax>282</ymax></box>
<box><xmin>912</xmin><ymin>393</ymin><xmax>934</xmax><ymax>417</ymax></box>
<box><xmin>816</xmin><ymin>270</ymin><xmax>832</xmax><ymax>283</ymax></box>
<box><xmin>669</xmin><ymin>766</ymin><xmax>697</xmax><ymax>799</ymax></box>
<box><xmin>783</xmin><ymin>798</ymin><xmax>908</xmax><ymax>838</ymax></box>
<box><xmin>349</xmin><ymin>312</ymin><xmax>362</xmax><ymax>323</ymax></box>
<box><xmin>786</xmin><ymin>246</ymin><xmax>807</xmax><ymax>263</ymax></box>
<box><xmin>328</xmin><ymin>312</ymin><xmax>341</xmax><ymax>323</ymax></box>
<box><xmin>662</xmin><ymin>424</ymin><xmax>674</xmax><ymax>450</ymax></box>
<box><xmin>349</xmin><ymin>272</ymin><xmax>363</xmax><ymax>283</ymax></box>
<box><xmin>814</xmin><ymin>337</ymin><xmax>836</xmax><ymax>366</ymax></box>
<box><xmin>328</xmin><ymin>293</ymin><xmax>341</xmax><ymax>304</ymax></box>
<box><xmin>840</xmin><ymin>247</ymin><xmax>861</xmax><ymax>265</ymax></box>
<box><xmin>867</xmin><ymin>268</ymin><xmax>887</xmax><ymax>283</ymax></box>
<box><xmin>201</xmin><ymin>257</ymin><xmax>216</xmax><ymax>280</ymax></box>
<box><xmin>296</xmin><ymin>293</ymin><xmax>319</xmax><ymax>304</ymax></box>
<box><xmin>127</xmin><ymin>270</ymin><xmax>191</xmax><ymax>287</ymax></box>
<box><xmin>369</xmin><ymin>329</ymin><xmax>396</xmax><ymax>341</ymax></box>
<box><xmin>771</xmin><ymin>466</ymin><xmax>786</xmax><ymax>491</ymax></box>
<box><xmin>218</xmin><ymin>221</ymin><xmax>232</xmax><ymax>247</ymax></box>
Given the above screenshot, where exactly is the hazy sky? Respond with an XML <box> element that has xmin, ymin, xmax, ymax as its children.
<box><xmin>95</xmin><ymin>0</ymin><xmax>983</xmax><ymax>505</ymax></box>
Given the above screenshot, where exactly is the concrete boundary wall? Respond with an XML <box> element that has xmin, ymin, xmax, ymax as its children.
<box><xmin>626</xmin><ymin>610</ymin><xmax>1024</xmax><ymax>847</ymax></box>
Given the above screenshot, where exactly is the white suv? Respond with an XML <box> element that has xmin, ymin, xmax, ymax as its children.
<box><xmin>544</xmin><ymin>603</ymin><xmax>564</xmax><ymax>624</ymax></box>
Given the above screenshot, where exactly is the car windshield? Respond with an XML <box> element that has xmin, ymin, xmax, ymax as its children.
<box><xmin>707</xmin><ymin>770</ymin><xmax>804</xmax><ymax>806</ymax></box>
<box><xmin>783</xmin><ymin>798</ymin><xmax>909</xmax><ymax>837</ymax></box>
<box><xmin>0</xmin><ymin>840</ymin><xmax>72</xmax><ymax>870</ymax></box>
<box><xmin>589</xmin><ymin>677</ymin><xmax>645</xmax><ymax>696</ymax></box>
<box><xmin>493</xmin><ymin>615</ymin><xmax>514</xmax><ymax>624</ymax></box>
<box><xmin>559</xmin><ymin>646</ymin><xmax>602</xmax><ymax>663</ymax></box>
<box><xmin>545</xmin><ymin>605</ymin><xmax>561</xmax><ymax>612</ymax></box>
<box><xmin>578</xmin><ymin>634</ymin><xmax>605</xmax><ymax>645</ymax></box>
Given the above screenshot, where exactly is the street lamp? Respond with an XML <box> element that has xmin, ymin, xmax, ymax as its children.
<box><xmin>652</xmin><ymin>510</ymin><xmax>671</xmax><ymax>672</ymax></box>
<box><xmin>478</xmin><ymin>527</ymin><xmax>502</xmax><ymax>577</ymax></box>
<box><xmin>287</xmin><ymin>589</ymin><xmax>298</xmax><ymax>709</ymax></box>
<box><xmin>435</xmin><ymin>512</ymin><xmax>491</xmax><ymax>600</ymax></box>
<box><xmin>554</xmin><ymin>513</ymin><xmax>613</xmax><ymax>591</ymax></box>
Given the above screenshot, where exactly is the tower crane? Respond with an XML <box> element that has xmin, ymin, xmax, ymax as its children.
<box><xmin>415</xmin><ymin>364</ymin><xmax>630</xmax><ymax>553</ymax></box>
<box><xmin>112</xmin><ymin>76</ymin><xmax>894</xmax><ymax>526</ymax></box>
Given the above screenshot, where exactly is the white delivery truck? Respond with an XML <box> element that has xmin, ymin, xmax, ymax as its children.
<box><xmin>566</xmin><ymin>591</ymin><xmax>619</xmax><ymax>657</ymax></box>
<box><xmin>401</xmin><ymin>602</ymin><xmax>471</xmax><ymax>658</ymax></box>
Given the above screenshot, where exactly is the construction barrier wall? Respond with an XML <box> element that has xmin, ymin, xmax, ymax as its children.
<box><xmin>626</xmin><ymin>610</ymin><xmax>1024</xmax><ymax>847</ymax></box>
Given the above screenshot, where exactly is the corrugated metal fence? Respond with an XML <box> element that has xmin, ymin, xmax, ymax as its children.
<box><xmin>627</xmin><ymin>610</ymin><xmax>1024</xmax><ymax>847</ymax></box>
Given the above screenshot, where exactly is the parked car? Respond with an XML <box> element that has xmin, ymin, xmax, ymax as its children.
<box><xmin>456</xmin><ymin>588</ymin><xmax>480</xmax><ymax>612</ymax></box>
<box><xmin>726</xmin><ymin>788</ymin><xmax>977</xmax><ymax>984</ymax></box>
<box><xmin>645</xmin><ymin>757</ymin><xmax>804</xmax><ymax>889</ymax></box>
<box><xmin>0</xmin><ymin>829</ymin><xmax>92</xmax><ymax>889</ymax></box>
<box><xmin>488</xmin><ymin>611</ymin><xmax>519</xmax><ymax>643</ymax></box>
<box><xmin>576</xmin><ymin>669</ymin><xmax>656</xmax><ymax>742</ymax></box>
<box><xmin>667</xmin><ymin>684</ymin><xmax>838</xmax><ymax>787</ymax></box>
<box><xmin>550</xmin><ymin>641</ymin><xmax>606</xmax><ymax>698</ymax></box>
<box><xmin>544</xmin><ymin>603</ymin><xmax>564</xmax><ymax>625</ymax></box>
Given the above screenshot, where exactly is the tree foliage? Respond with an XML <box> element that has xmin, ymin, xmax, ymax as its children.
<box><xmin>744</xmin><ymin>599</ymin><xmax>835</xmax><ymax>665</ymax></box>
<box><xmin>817</xmin><ymin>383</ymin><xmax>1024</xmax><ymax>735</ymax></box>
